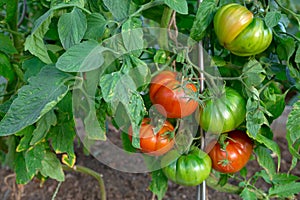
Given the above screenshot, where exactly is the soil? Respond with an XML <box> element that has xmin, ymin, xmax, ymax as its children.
<box><xmin>1</xmin><ymin>108</ymin><xmax>300</xmax><ymax>200</ymax></box>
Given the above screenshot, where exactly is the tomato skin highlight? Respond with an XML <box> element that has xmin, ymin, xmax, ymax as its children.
<box><xmin>149</xmin><ymin>71</ymin><xmax>198</xmax><ymax>118</ymax></box>
<box><xmin>214</xmin><ymin>3</ymin><xmax>272</xmax><ymax>56</ymax></box>
<box><xmin>207</xmin><ymin>130</ymin><xmax>253</xmax><ymax>173</ymax></box>
<box><xmin>128</xmin><ymin>118</ymin><xmax>175</xmax><ymax>156</ymax></box>
<box><xmin>199</xmin><ymin>87</ymin><xmax>246</xmax><ymax>134</ymax></box>
<box><xmin>162</xmin><ymin>147</ymin><xmax>212</xmax><ymax>186</ymax></box>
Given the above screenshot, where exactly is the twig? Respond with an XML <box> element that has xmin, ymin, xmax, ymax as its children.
<box><xmin>51</xmin><ymin>181</ymin><xmax>63</xmax><ymax>200</ymax></box>
<box><xmin>62</xmin><ymin>165</ymin><xmax>107</xmax><ymax>200</ymax></box>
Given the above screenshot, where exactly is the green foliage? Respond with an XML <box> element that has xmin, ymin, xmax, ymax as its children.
<box><xmin>0</xmin><ymin>0</ymin><xmax>300</xmax><ymax>199</ymax></box>
<box><xmin>190</xmin><ymin>0</ymin><xmax>216</xmax><ymax>42</ymax></box>
<box><xmin>58</xmin><ymin>7</ymin><xmax>87</xmax><ymax>49</ymax></box>
<box><xmin>0</xmin><ymin>66</ymin><xmax>70</xmax><ymax>136</ymax></box>
<box><xmin>163</xmin><ymin>0</ymin><xmax>188</xmax><ymax>15</ymax></box>
<box><xmin>149</xmin><ymin>169</ymin><xmax>168</xmax><ymax>200</ymax></box>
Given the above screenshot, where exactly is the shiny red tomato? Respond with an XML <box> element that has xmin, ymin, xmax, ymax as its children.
<box><xmin>206</xmin><ymin>130</ymin><xmax>253</xmax><ymax>173</ymax></box>
<box><xmin>128</xmin><ymin>118</ymin><xmax>175</xmax><ymax>156</ymax></box>
<box><xmin>149</xmin><ymin>71</ymin><xmax>198</xmax><ymax>118</ymax></box>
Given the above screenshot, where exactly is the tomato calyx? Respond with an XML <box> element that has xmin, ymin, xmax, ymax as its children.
<box><xmin>217</xmin><ymin>133</ymin><xmax>232</xmax><ymax>168</ymax></box>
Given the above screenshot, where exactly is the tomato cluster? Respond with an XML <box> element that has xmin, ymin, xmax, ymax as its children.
<box><xmin>127</xmin><ymin>2</ymin><xmax>263</xmax><ymax>185</ymax></box>
<box><xmin>127</xmin><ymin>68</ymin><xmax>253</xmax><ymax>185</ymax></box>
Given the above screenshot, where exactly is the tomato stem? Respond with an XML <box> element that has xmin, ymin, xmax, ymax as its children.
<box><xmin>158</xmin><ymin>6</ymin><xmax>173</xmax><ymax>50</ymax></box>
<box><xmin>62</xmin><ymin>165</ymin><xmax>107</xmax><ymax>200</ymax></box>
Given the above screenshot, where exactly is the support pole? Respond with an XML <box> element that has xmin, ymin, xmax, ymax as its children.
<box><xmin>197</xmin><ymin>0</ymin><xmax>206</xmax><ymax>199</ymax></box>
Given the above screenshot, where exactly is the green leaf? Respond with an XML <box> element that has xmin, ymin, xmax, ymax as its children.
<box><xmin>16</xmin><ymin>126</ymin><xmax>35</xmax><ymax>152</ymax></box>
<box><xmin>246</xmin><ymin>98</ymin><xmax>267</xmax><ymax>137</ymax></box>
<box><xmin>22</xmin><ymin>57</ymin><xmax>46</xmax><ymax>81</ymax></box>
<box><xmin>99</xmin><ymin>72</ymin><xmax>136</xmax><ymax>104</ymax></box>
<box><xmin>24</xmin><ymin>142</ymin><xmax>46</xmax><ymax>180</ymax></box>
<box><xmin>254</xmin><ymin>145</ymin><xmax>276</xmax><ymax>179</ymax></box>
<box><xmin>0</xmin><ymin>66</ymin><xmax>70</xmax><ymax>136</ymax></box>
<box><xmin>286</xmin><ymin>100</ymin><xmax>300</xmax><ymax>160</ymax></box>
<box><xmin>124</xmin><ymin>56</ymin><xmax>151</xmax><ymax>91</ymax></box>
<box><xmin>56</xmin><ymin>40</ymin><xmax>110</xmax><ymax>72</ymax></box>
<box><xmin>99</xmin><ymin>72</ymin><xmax>146</xmax><ymax>148</ymax></box>
<box><xmin>272</xmin><ymin>173</ymin><xmax>299</xmax><ymax>184</ymax></box>
<box><xmin>58</xmin><ymin>7</ymin><xmax>87</xmax><ymax>49</ymax></box>
<box><xmin>103</xmin><ymin>0</ymin><xmax>131</xmax><ymax>20</ymax></box>
<box><xmin>84</xmin><ymin>69</ymin><xmax>106</xmax><ymax>140</ymax></box>
<box><xmin>190</xmin><ymin>0</ymin><xmax>216</xmax><ymax>42</ymax></box>
<box><xmin>40</xmin><ymin>151</ymin><xmax>65</xmax><ymax>181</ymax></box>
<box><xmin>149</xmin><ymin>169</ymin><xmax>168</xmax><ymax>200</ymax></box>
<box><xmin>276</xmin><ymin>37</ymin><xmax>295</xmax><ymax>63</ymax></box>
<box><xmin>256</xmin><ymin>170</ymin><xmax>299</xmax><ymax>185</ymax></box>
<box><xmin>122</xmin><ymin>17</ymin><xmax>143</xmax><ymax>55</ymax></box>
<box><xmin>121</xmin><ymin>131</ymin><xmax>136</xmax><ymax>153</ymax></box>
<box><xmin>265</xmin><ymin>11</ymin><xmax>282</xmax><ymax>28</ymax></box>
<box><xmin>30</xmin><ymin>109</ymin><xmax>57</xmax><ymax>145</ymax></box>
<box><xmin>24</xmin><ymin>10</ymin><xmax>53</xmax><ymax>64</ymax></box>
<box><xmin>269</xmin><ymin>182</ymin><xmax>300</xmax><ymax>198</ymax></box>
<box><xmin>84</xmin><ymin>109</ymin><xmax>106</xmax><ymax>140</ymax></box>
<box><xmin>14</xmin><ymin>152</ymin><xmax>33</xmax><ymax>184</ymax></box>
<box><xmin>242</xmin><ymin>59</ymin><xmax>266</xmax><ymax>87</ymax></box>
<box><xmin>84</xmin><ymin>13</ymin><xmax>107</xmax><ymax>40</ymax></box>
<box><xmin>49</xmin><ymin>121</ymin><xmax>75</xmax><ymax>155</ymax></box>
<box><xmin>0</xmin><ymin>33</ymin><xmax>18</xmax><ymax>54</ymax></box>
<box><xmin>164</xmin><ymin>0</ymin><xmax>188</xmax><ymax>15</ymax></box>
<box><xmin>240</xmin><ymin>188</ymin><xmax>257</xmax><ymax>200</ymax></box>
<box><xmin>251</xmin><ymin>131</ymin><xmax>281</xmax><ymax>172</ymax></box>
<box><xmin>126</xmin><ymin>91</ymin><xmax>147</xmax><ymax>148</ymax></box>
<box><xmin>261</xmin><ymin>85</ymin><xmax>287</xmax><ymax>120</ymax></box>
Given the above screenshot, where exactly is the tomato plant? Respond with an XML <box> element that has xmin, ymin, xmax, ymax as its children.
<box><xmin>161</xmin><ymin>146</ymin><xmax>212</xmax><ymax>186</ymax></box>
<box><xmin>0</xmin><ymin>0</ymin><xmax>300</xmax><ymax>199</ymax></box>
<box><xmin>207</xmin><ymin>130</ymin><xmax>253</xmax><ymax>174</ymax></box>
<box><xmin>149</xmin><ymin>70</ymin><xmax>198</xmax><ymax>118</ymax></box>
<box><xmin>214</xmin><ymin>3</ymin><xmax>273</xmax><ymax>56</ymax></box>
<box><xmin>128</xmin><ymin>118</ymin><xmax>175</xmax><ymax>156</ymax></box>
<box><xmin>199</xmin><ymin>87</ymin><xmax>246</xmax><ymax>134</ymax></box>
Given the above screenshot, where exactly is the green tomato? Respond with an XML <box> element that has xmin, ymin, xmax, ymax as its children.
<box><xmin>214</xmin><ymin>3</ymin><xmax>272</xmax><ymax>56</ymax></box>
<box><xmin>161</xmin><ymin>147</ymin><xmax>212</xmax><ymax>186</ymax></box>
<box><xmin>199</xmin><ymin>87</ymin><xmax>246</xmax><ymax>134</ymax></box>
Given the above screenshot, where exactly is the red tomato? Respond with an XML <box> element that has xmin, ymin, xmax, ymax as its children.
<box><xmin>149</xmin><ymin>71</ymin><xmax>198</xmax><ymax>118</ymax></box>
<box><xmin>128</xmin><ymin>118</ymin><xmax>175</xmax><ymax>156</ymax></box>
<box><xmin>206</xmin><ymin>130</ymin><xmax>253</xmax><ymax>173</ymax></box>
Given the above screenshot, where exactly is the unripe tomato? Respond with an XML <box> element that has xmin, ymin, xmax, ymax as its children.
<box><xmin>128</xmin><ymin>118</ymin><xmax>174</xmax><ymax>156</ymax></box>
<box><xmin>214</xmin><ymin>3</ymin><xmax>272</xmax><ymax>56</ymax></box>
<box><xmin>149</xmin><ymin>71</ymin><xmax>198</xmax><ymax>118</ymax></box>
<box><xmin>199</xmin><ymin>87</ymin><xmax>246</xmax><ymax>134</ymax></box>
<box><xmin>162</xmin><ymin>146</ymin><xmax>212</xmax><ymax>186</ymax></box>
<box><xmin>206</xmin><ymin>130</ymin><xmax>253</xmax><ymax>173</ymax></box>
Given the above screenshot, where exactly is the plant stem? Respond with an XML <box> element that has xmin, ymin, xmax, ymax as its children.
<box><xmin>62</xmin><ymin>165</ymin><xmax>106</xmax><ymax>200</ymax></box>
<box><xmin>6</xmin><ymin>0</ymin><xmax>24</xmax><ymax>53</ymax></box>
<box><xmin>158</xmin><ymin>6</ymin><xmax>173</xmax><ymax>49</ymax></box>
